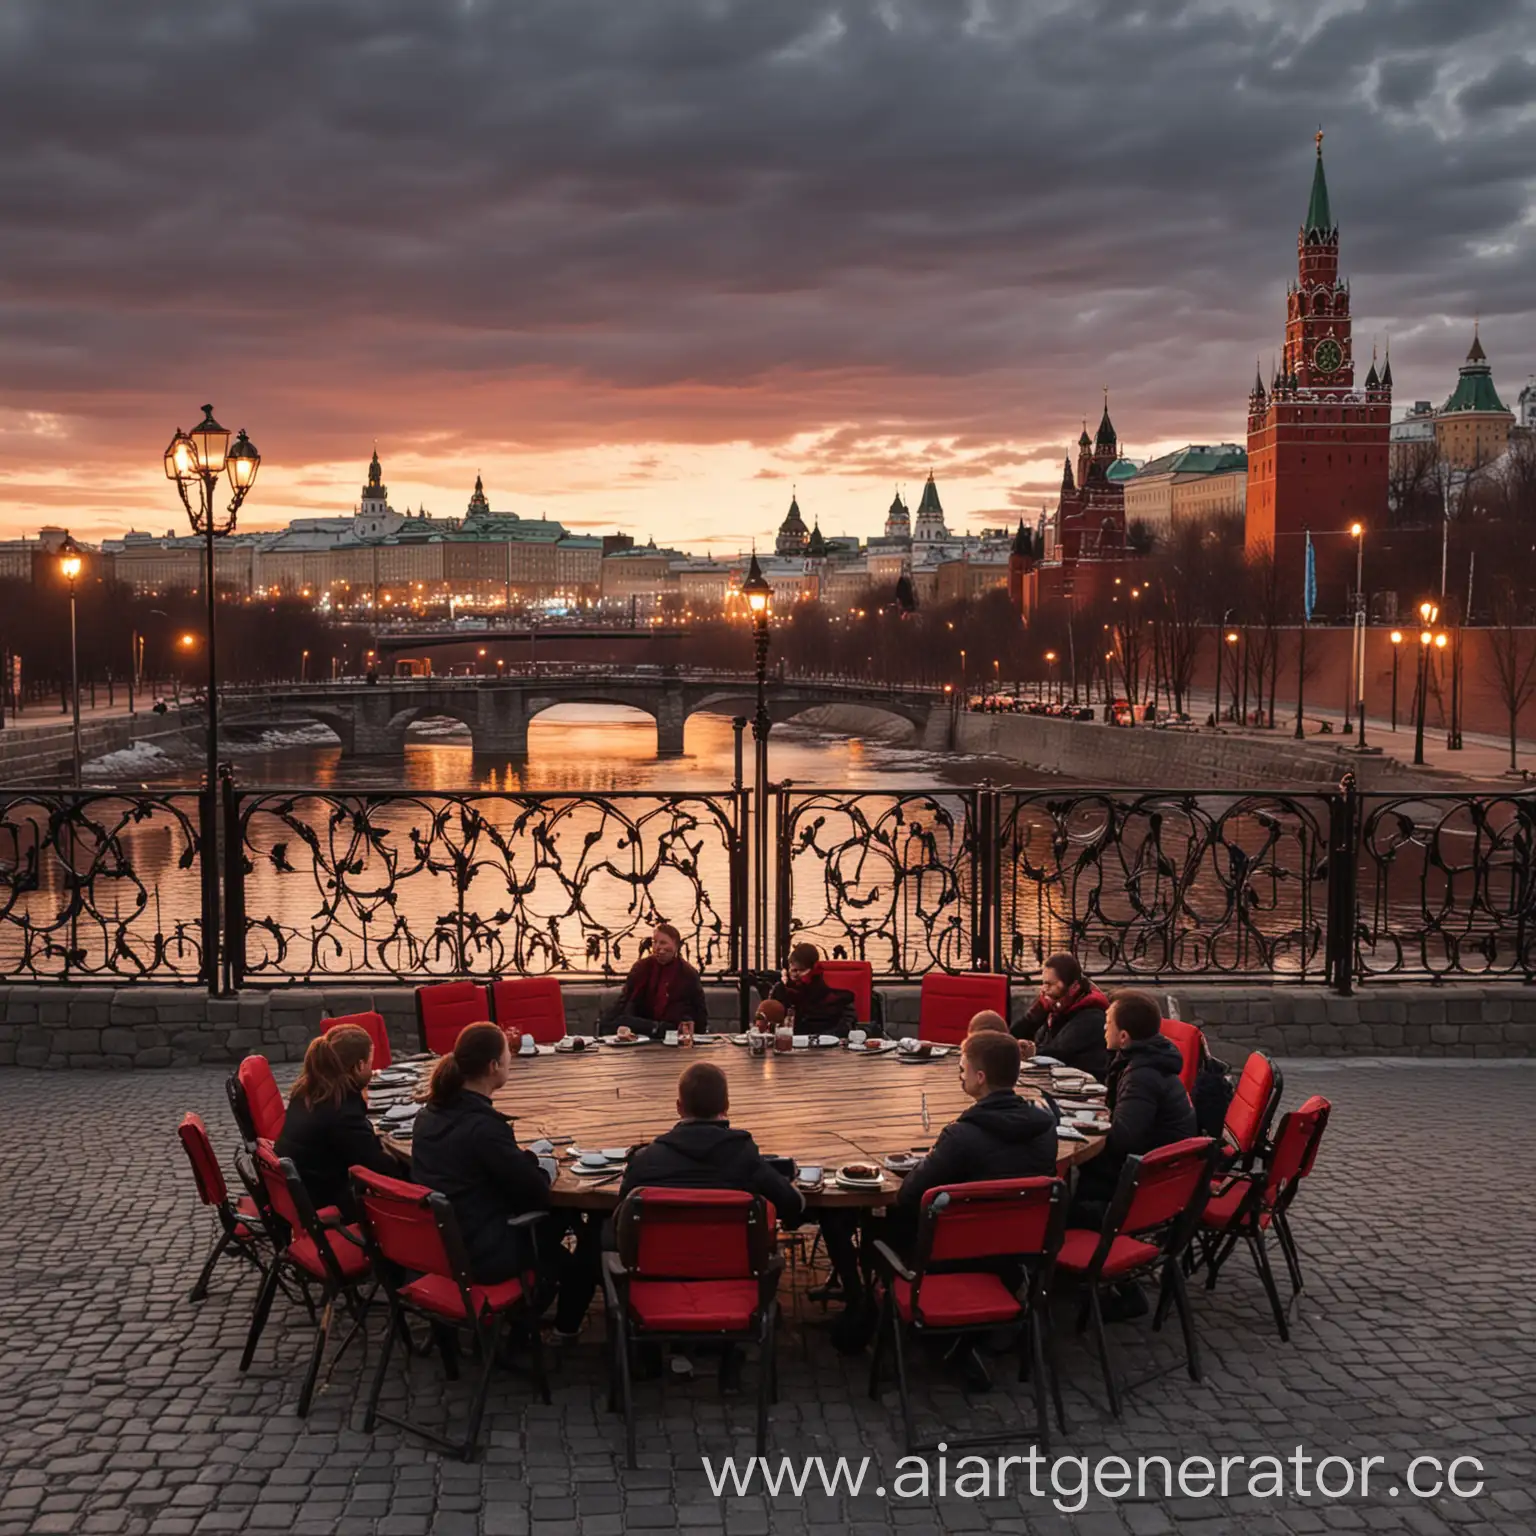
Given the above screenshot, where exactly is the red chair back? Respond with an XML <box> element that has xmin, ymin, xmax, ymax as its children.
<box><xmin>616</xmin><ymin>1189</ymin><xmax>770</xmax><ymax>1280</ymax></box>
<box><xmin>252</xmin><ymin>1141</ymin><xmax>306</xmax><ymax>1234</ymax></box>
<box><xmin>415</xmin><ymin>980</ymin><xmax>490</xmax><ymax>1054</ymax></box>
<box><xmin>489</xmin><ymin>977</ymin><xmax>567</xmax><ymax>1044</ymax></box>
<box><xmin>178</xmin><ymin>1112</ymin><xmax>229</xmax><ymax>1207</ymax></box>
<box><xmin>1159</xmin><ymin>1018</ymin><xmax>1204</xmax><ymax>1095</ymax></box>
<box><xmin>326</xmin><ymin>1010</ymin><xmax>391</xmax><ymax>1070</ymax></box>
<box><xmin>919</xmin><ymin>1177</ymin><xmax>1063</xmax><ymax>1266</ymax></box>
<box><xmin>1262</xmin><ymin>1095</ymin><xmax>1331</xmax><ymax>1207</ymax></box>
<box><xmin>1121</xmin><ymin>1136</ymin><xmax>1217</xmax><ymax>1235</ymax></box>
<box><xmin>918</xmin><ymin>972</ymin><xmax>1008</xmax><ymax>1045</ymax></box>
<box><xmin>816</xmin><ymin>960</ymin><xmax>874</xmax><ymax>1025</ymax></box>
<box><xmin>351</xmin><ymin>1166</ymin><xmax>458</xmax><ymax>1280</ymax></box>
<box><xmin>237</xmin><ymin>1055</ymin><xmax>286</xmax><ymax>1143</ymax></box>
<box><xmin>1224</xmin><ymin>1051</ymin><xmax>1282</xmax><ymax>1160</ymax></box>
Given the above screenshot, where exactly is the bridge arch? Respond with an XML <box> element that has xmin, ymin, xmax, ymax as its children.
<box><xmin>685</xmin><ymin>690</ymin><xmax>928</xmax><ymax>739</ymax></box>
<box><xmin>524</xmin><ymin>697</ymin><xmax>667</xmax><ymax>755</ymax></box>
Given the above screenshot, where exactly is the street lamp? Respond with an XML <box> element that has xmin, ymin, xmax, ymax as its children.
<box><xmin>1413</xmin><ymin>602</ymin><xmax>1439</xmax><ymax>767</ymax></box>
<box><xmin>301</xmin><ymin>649</ymin><xmax>309</xmax><ymax>683</ymax></box>
<box><xmin>58</xmin><ymin>535</ymin><xmax>84</xmax><ymax>783</ymax></box>
<box><xmin>1044</xmin><ymin>650</ymin><xmax>1058</xmax><ymax>704</ymax></box>
<box><xmin>1349</xmin><ymin>522</ymin><xmax>1367</xmax><ymax>745</ymax></box>
<box><xmin>741</xmin><ymin>553</ymin><xmax>773</xmax><ymax>986</ymax></box>
<box><xmin>163</xmin><ymin>403</ymin><xmax>261</xmax><ymax>994</ymax></box>
<box><xmin>1389</xmin><ymin>631</ymin><xmax>1403</xmax><ymax>732</ymax></box>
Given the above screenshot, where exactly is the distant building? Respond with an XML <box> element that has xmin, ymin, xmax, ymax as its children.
<box><xmin>1123</xmin><ymin>444</ymin><xmax>1247</xmax><ymax>532</ymax></box>
<box><xmin>1434</xmin><ymin>328</ymin><xmax>1515</xmax><ymax>470</ymax></box>
<box><xmin>1244</xmin><ymin>133</ymin><xmax>1391</xmax><ymax>580</ymax></box>
<box><xmin>775</xmin><ymin>492</ymin><xmax>810</xmax><ymax>556</ymax></box>
<box><xmin>883</xmin><ymin>489</ymin><xmax>910</xmax><ymax>541</ymax></box>
<box><xmin>912</xmin><ymin>474</ymin><xmax>950</xmax><ymax>545</ymax></box>
<box><xmin>1519</xmin><ymin>378</ymin><xmax>1536</xmax><ymax>432</ymax></box>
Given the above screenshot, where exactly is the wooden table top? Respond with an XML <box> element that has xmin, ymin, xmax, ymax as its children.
<box><xmin>477</xmin><ymin>1038</ymin><xmax>1103</xmax><ymax>1210</ymax></box>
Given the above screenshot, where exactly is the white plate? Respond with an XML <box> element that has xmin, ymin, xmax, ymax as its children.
<box><xmin>572</xmin><ymin>1163</ymin><xmax>622</xmax><ymax>1177</ymax></box>
<box><xmin>813</xmin><ymin>1035</ymin><xmax>841</xmax><ymax>1048</ymax></box>
<box><xmin>896</xmin><ymin>1046</ymin><xmax>954</xmax><ymax>1063</ymax></box>
<box><xmin>882</xmin><ymin>1154</ymin><xmax>921</xmax><ymax>1173</ymax></box>
<box><xmin>850</xmin><ymin>1040</ymin><xmax>899</xmax><ymax>1055</ymax></box>
<box><xmin>1032</xmin><ymin>1055</ymin><xmax>1062</xmax><ymax>1067</ymax></box>
<box><xmin>835</xmin><ymin>1172</ymin><xmax>886</xmax><ymax>1190</ymax></box>
<box><xmin>1055</xmin><ymin>1125</ymin><xmax>1087</xmax><ymax>1141</ymax></box>
<box><xmin>601</xmin><ymin>1035</ymin><xmax>644</xmax><ymax>1047</ymax></box>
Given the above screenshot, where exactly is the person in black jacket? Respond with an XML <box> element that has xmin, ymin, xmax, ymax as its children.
<box><xmin>1011</xmin><ymin>952</ymin><xmax>1112</xmax><ymax>1079</ymax></box>
<box><xmin>602</xmin><ymin>923</ymin><xmax>710</xmax><ymax>1039</ymax></box>
<box><xmin>767</xmin><ymin>943</ymin><xmax>857</xmax><ymax>1036</ymax></box>
<box><xmin>276</xmin><ymin>1024</ymin><xmax>404</xmax><ymax>1220</ymax></box>
<box><xmin>1070</xmin><ymin>991</ymin><xmax>1199</xmax><ymax>1318</ymax></box>
<box><xmin>619</xmin><ymin>1063</ymin><xmax>805</xmax><ymax>1226</ymax></box>
<box><xmin>412</xmin><ymin>1023</ymin><xmax>598</xmax><ymax>1339</ymax></box>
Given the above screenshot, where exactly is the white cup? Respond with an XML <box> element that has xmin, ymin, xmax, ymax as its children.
<box><xmin>900</xmin><ymin>1036</ymin><xmax>919</xmax><ymax>1051</ymax></box>
<box><xmin>848</xmin><ymin>1029</ymin><xmax>867</xmax><ymax>1047</ymax></box>
<box><xmin>519</xmin><ymin>1034</ymin><xmax>537</xmax><ymax>1055</ymax></box>
<box><xmin>664</xmin><ymin>1030</ymin><xmax>679</xmax><ymax>1046</ymax></box>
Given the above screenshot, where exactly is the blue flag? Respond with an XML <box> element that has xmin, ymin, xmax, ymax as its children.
<box><xmin>1303</xmin><ymin>530</ymin><xmax>1317</xmax><ymax>622</ymax></box>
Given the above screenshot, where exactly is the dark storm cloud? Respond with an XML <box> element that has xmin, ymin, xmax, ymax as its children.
<box><xmin>1</xmin><ymin>0</ymin><xmax>1534</xmax><ymax>496</ymax></box>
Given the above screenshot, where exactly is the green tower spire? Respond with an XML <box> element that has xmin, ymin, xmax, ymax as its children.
<box><xmin>1304</xmin><ymin>129</ymin><xmax>1333</xmax><ymax>237</ymax></box>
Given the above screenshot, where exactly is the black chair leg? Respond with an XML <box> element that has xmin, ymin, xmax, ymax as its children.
<box><xmin>889</xmin><ymin>1315</ymin><xmax>916</xmax><ymax>1452</ymax></box>
<box><xmin>1166</xmin><ymin>1262</ymin><xmax>1202</xmax><ymax>1381</ymax></box>
<box><xmin>1042</xmin><ymin>1312</ymin><xmax>1069</xmax><ymax>1436</ymax></box>
<box><xmin>363</xmin><ymin>1298</ymin><xmax>402</xmax><ymax>1432</ymax></box>
<box><xmin>1274</xmin><ymin>1213</ymin><xmax>1306</xmax><ymax>1295</ymax></box>
<box><xmin>1026</xmin><ymin>1313</ymin><xmax>1050</xmax><ymax>1454</ymax></box>
<box><xmin>434</xmin><ymin>1323</ymin><xmax>460</xmax><ymax>1381</ymax></box>
<box><xmin>239</xmin><ymin>1263</ymin><xmax>282</xmax><ymax>1372</ymax></box>
<box><xmin>461</xmin><ymin>1315</ymin><xmax>503</xmax><ymax>1461</ymax></box>
<box><xmin>296</xmin><ymin>1295</ymin><xmax>335</xmax><ymax>1418</ymax></box>
<box><xmin>189</xmin><ymin>1231</ymin><xmax>233</xmax><ymax>1302</ymax></box>
<box><xmin>756</xmin><ymin>1316</ymin><xmax>774</xmax><ymax>1456</ymax></box>
<box><xmin>1085</xmin><ymin>1286</ymin><xmax>1121</xmax><ymax>1418</ymax></box>
<box><xmin>616</xmin><ymin>1322</ymin><xmax>637</xmax><ymax>1469</ymax></box>
<box><xmin>1249</xmin><ymin>1232</ymin><xmax>1290</xmax><ymax>1342</ymax></box>
<box><xmin>866</xmin><ymin>1291</ymin><xmax>892</xmax><ymax>1399</ymax></box>
<box><xmin>528</xmin><ymin>1321</ymin><xmax>552</xmax><ymax>1406</ymax></box>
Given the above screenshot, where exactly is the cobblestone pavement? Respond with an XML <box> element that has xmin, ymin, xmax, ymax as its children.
<box><xmin>1</xmin><ymin>1060</ymin><xmax>1532</xmax><ymax>1536</ymax></box>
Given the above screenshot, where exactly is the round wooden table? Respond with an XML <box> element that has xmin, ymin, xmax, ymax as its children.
<box><xmin>485</xmin><ymin>1038</ymin><xmax>1104</xmax><ymax>1210</ymax></box>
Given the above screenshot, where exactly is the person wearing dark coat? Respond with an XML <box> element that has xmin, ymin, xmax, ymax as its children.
<box><xmin>1011</xmin><ymin>952</ymin><xmax>1112</xmax><ymax>1080</ymax></box>
<box><xmin>767</xmin><ymin>943</ymin><xmax>858</xmax><ymax>1036</ymax></box>
<box><xmin>275</xmin><ymin>1024</ymin><xmax>403</xmax><ymax>1220</ymax></box>
<box><xmin>1069</xmin><ymin>991</ymin><xmax>1200</xmax><ymax>1318</ymax></box>
<box><xmin>412</xmin><ymin>1023</ymin><xmax>598</xmax><ymax>1338</ymax></box>
<box><xmin>619</xmin><ymin>1062</ymin><xmax>805</xmax><ymax>1227</ymax></box>
<box><xmin>602</xmin><ymin>922</ymin><xmax>710</xmax><ymax>1039</ymax></box>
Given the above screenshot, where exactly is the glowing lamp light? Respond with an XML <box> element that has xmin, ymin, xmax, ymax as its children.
<box><xmin>1350</xmin><ymin>522</ymin><xmax>1363</xmax><ymax>538</ymax></box>
<box><xmin>1435</xmin><ymin>633</ymin><xmax>1448</xmax><ymax>650</ymax></box>
<box><xmin>1390</xmin><ymin>630</ymin><xmax>1403</xmax><ymax>645</ymax></box>
<box><xmin>1420</xmin><ymin>630</ymin><xmax>1432</xmax><ymax>647</ymax></box>
<box><xmin>58</xmin><ymin>534</ymin><xmax>83</xmax><ymax>583</ymax></box>
<box><xmin>1419</xmin><ymin>600</ymin><xmax>1438</xmax><ymax>625</ymax></box>
<box><xmin>1225</xmin><ymin>631</ymin><xmax>1240</xmax><ymax>644</ymax></box>
<box><xmin>180</xmin><ymin>632</ymin><xmax>196</xmax><ymax>649</ymax></box>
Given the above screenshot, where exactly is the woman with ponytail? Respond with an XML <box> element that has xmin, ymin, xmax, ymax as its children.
<box><xmin>275</xmin><ymin>1023</ymin><xmax>402</xmax><ymax>1218</ymax></box>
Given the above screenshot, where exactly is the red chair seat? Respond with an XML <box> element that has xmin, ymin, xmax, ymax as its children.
<box><xmin>627</xmin><ymin>1279</ymin><xmax>760</xmax><ymax>1331</ymax></box>
<box><xmin>287</xmin><ymin>1225</ymin><xmax>370</xmax><ymax>1281</ymax></box>
<box><xmin>1055</xmin><ymin>1229</ymin><xmax>1162</xmax><ymax>1277</ymax></box>
<box><xmin>399</xmin><ymin>1272</ymin><xmax>525</xmax><ymax>1321</ymax></box>
<box><xmin>1202</xmin><ymin>1179</ymin><xmax>1269</xmax><ymax>1231</ymax></box>
<box><xmin>893</xmin><ymin>1271</ymin><xmax>1022</xmax><ymax>1327</ymax></box>
<box><xmin>233</xmin><ymin>1194</ymin><xmax>263</xmax><ymax>1241</ymax></box>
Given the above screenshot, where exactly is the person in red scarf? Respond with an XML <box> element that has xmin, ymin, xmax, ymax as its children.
<box><xmin>1011</xmin><ymin>952</ymin><xmax>1112</xmax><ymax>1079</ymax></box>
<box><xmin>602</xmin><ymin>923</ymin><xmax>710</xmax><ymax>1040</ymax></box>
<box><xmin>767</xmin><ymin>943</ymin><xmax>857</xmax><ymax>1036</ymax></box>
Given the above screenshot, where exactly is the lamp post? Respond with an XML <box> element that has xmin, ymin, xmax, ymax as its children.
<box><xmin>1349</xmin><ymin>522</ymin><xmax>1368</xmax><ymax>747</ymax></box>
<box><xmin>1389</xmin><ymin>631</ymin><xmax>1402</xmax><ymax>732</ymax></box>
<box><xmin>1413</xmin><ymin>601</ymin><xmax>1438</xmax><ymax>767</ymax></box>
<box><xmin>1225</xmin><ymin>630</ymin><xmax>1239</xmax><ymax>723</ymax></box>
<box><xmin>742</xmin><ymin>554</ymin><xmax>773</xmax><ymax>979</ymax></box>
<box><xmin>163</xmin><ymin>404</ymin><xmax>261</xmax><ymax>994</ymax></box>
<box><xmin>1044</xmin><ymin>650</ymin><xmax>1058</xmax><ymax>704</ymax></box>
<box><xmin>58</xmin><ymin>535</ymin><xmax>84</xmax><ymax>784</ymax></box>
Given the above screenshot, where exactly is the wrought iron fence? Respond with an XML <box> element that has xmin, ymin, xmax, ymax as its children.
<box><xmin>227</xmin><ymin>785</ymin><xmax>746</xmax><ymax>985</ymax></box>
<box><xmin>0</xmin><ymin>788</ymin><xmax>206</xmax><ymax>982</ymax></box>
<box><xmin>1</xmin><ymin>775</ymin><xmax>1532</xmax><ymax>990</ymax></box>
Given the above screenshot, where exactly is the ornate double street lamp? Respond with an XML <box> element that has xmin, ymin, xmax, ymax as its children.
<box><xmin>58</xmin><ymin>534</ymin><xmax>84</xmax><ymax>783</ymax></box>
<box><xmin>741</xmin><ymin>554</ymin><xmax>773</xmax><ymax>979</ymax></box>
<box><xmin>1389</xmin><ymin>630</ymin><xmax>1403</xmax><ymax>732</ymax></box>
<box><xmin>163</xmin><ymin>405</ymin><xmax>261</xmax><ymax>992</ymax></box>
<box><xmin>1412</xmin><ymin>600</ymin><xmax>1444</xmax><ymax>768</ymax></box>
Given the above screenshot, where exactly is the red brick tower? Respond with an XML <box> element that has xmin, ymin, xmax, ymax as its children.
<box><xmin>1245</xmin><ymin>133</ymin><xmax>1390</xmax><ymax>599</ymax></box>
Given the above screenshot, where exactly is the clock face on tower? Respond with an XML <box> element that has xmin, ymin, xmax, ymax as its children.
<box><xmin>1313</xmin><ymin>338</ymin><xmax>1342</xmax><ymax>375</ymax></box>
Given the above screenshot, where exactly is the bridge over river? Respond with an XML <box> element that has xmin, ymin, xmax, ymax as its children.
<box><xmin>221</xmin><ymin>670</ymin><xmax>947</xmax><ymax>757</ymax></box>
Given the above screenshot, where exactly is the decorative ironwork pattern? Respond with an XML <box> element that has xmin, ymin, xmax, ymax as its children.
<box><xmin>0</xmin><ymin>790</ymin><xmax>205</xmax><ymax>981</ymax></box>
<box><xmin>232</xmin><ymin>789</ymin><xmax>742</xmax><ymax>983</ymax></box>
<box><xmin>993</xmin><ymin>790</ymin><xmax>1333</xmax><ymax>982</ymax></box>
<box><xmin>1354</xmin><ymin>793</ymin><xmax>1536</xmax><ymax>980</ymax></box>
<box><xmin>777</xmin><ymin>788</ymin><xmax>978</xmax><ymax>978</ymax></box>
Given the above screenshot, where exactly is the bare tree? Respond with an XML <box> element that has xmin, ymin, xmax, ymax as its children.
<box><xmin>1485</xmin><ymin>576</ymin><xmax>1536</xmax><ymax>774</ymax></box>
<box><xmin>1245</xmin><ymin>540</ymin><xmax>1284</xmax><ymax>727</ymax></box>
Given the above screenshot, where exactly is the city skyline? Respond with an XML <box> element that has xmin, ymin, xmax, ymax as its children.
<box><xmin>2</xmin><ymin>1</ymin><xmax>1534</xmax><ymax>547</ymax></box>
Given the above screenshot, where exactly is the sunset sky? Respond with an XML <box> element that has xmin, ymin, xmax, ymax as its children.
<box><xmin>2</xmin><ymin>0</ymin><xmax>1534</xmax><ymax>551</ymax></box>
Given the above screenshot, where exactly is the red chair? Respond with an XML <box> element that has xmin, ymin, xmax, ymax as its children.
<box><xmin>239</xmin><ymin>1142</ymin><xmax>373</xmax><ymax>1417</ymax></box>
<box><xmin>177</xmin><ymin>1112</ymin><xmax>268</xmax><ymax>1301</ymax></box>
<box><xmin>917</xmin><ymin>972</ymin><xmax>1008</xmax><ymax>1045</ymax></box>
<box><xmin>325</xmin><ymin>1010</ymin><xmax>391</xmax><ymax>1070</ymax></box>
<box><xmin>415</xmin><ymin>981</ymin><xmax>491</xmax><ymax>1054</ymax></box>
<box><xmin>1159</xmin><ymin>1018</ymin><xmax>1204</xmax><ymax>1096</ymax></box>
<box><xmin>489</xmin><ymin>977</ymin><xmax>567</xmax><ymax>1044</ymax></box>
<box><xmin>350</xmin><ymin>1167</ymin><xmax>549</xmax><ymax>1460</ymax></box>
<box><xmin>603</xmin><ymin>1189</ymin><xmax>782</xmax><ymax>1467</ymax></box>
<box><xmin>1222</xmin><ymin>1051</ymin><xmax>1283</xmax><ymax>1170</ymax></box>
<box><xmin>227</xmin><ymin>1054</ymin><xmax>285</xmax><ymax>1149</ymax></box>
<box><xmin>868</xmin><ymin>1177</ymin><xmax>1067</xmax><ymax>1451</ymax></box>
<box><xmin>817</xmin><ymin>959</ymin><xmax>882</xmax><ymax>1031</ymax></box>
<box><xmin>1054</xmin><ymin>1136</ymin><xmax>1218</xmax><ymax>1416</ymax></box>
<box><xmin>1196</xmin><ymin>1095</ymin><xmax>1331</xmax><ymax>1341</ymax></box>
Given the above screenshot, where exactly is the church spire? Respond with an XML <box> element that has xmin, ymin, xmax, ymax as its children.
<box><xmin>1303</xmin><ymin>128</ymin><xmax>1334</xmax><ymax>240</ymax></box>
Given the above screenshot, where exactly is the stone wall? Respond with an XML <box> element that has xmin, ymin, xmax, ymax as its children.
<box><xmin>2</xmin><ymin>980</ymin><xmax>1532</xmax><ymax>1068</ymax></box>
<box><xmin>952</xmin><ymin>710</ymin><xmax>1439</xmax><ymax>790</ymax></box>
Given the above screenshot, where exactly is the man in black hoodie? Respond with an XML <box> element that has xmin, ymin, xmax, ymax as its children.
<box><xmin>619</xmin><ymin>1062</ymin><xmax>806</xmax><ymax>1224</ymax></box>
<box><xmin>1069</xmin><ymin>989</ymin><xmax>1199</xmax><ymax>1320</ymax></box>
<box><xmin>767</xmin><ymin>943</ymin><xmax>858</xmax><ymax>1037</ymax></box>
